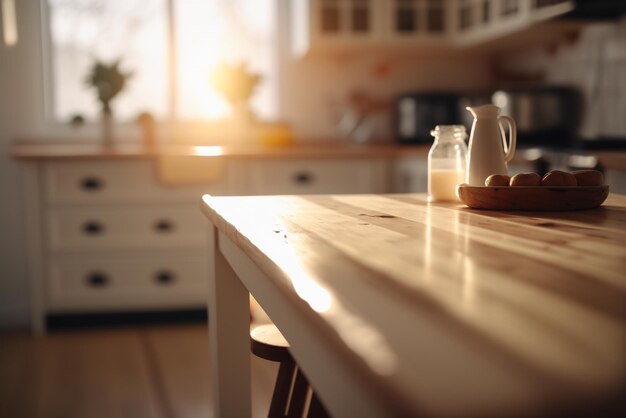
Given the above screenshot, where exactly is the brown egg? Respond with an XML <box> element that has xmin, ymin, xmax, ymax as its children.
<box><xmin>485</xmin><ymin>174</ymin><xmax>510</xmax><ymax>187</ymax></box>
<box><xmin>571</xmin><ymin>170</ymin><xmax>604</xmax><ymax>186</ymax></box>
<box><xmin>541</xmin><ymin>170</ymin><xmax>577</xmax><ymax>187</ymax></box>
<box><xmin>510</xmin><ymin>172</ymin><xmax>542</xmax><ymax>186</ymax></box>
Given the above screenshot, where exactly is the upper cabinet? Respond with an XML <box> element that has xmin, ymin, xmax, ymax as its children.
<box><xmin>452</xmin><ymin>0</ymin><xmax>575</xmax><ymax>45</ymax></box>
<box><xmin>383</xmin><ymin>0</ymin><xmax>450</xmax><ymax>47</ymax></box>
<box><xmin>291</xmin><ymin>0</ymin><xmax>575</xmax><ymax>56</ymax></box>
<box><xmin>292</xmin><ymin>0</ymin><xmax>385</xmax><ymax>56</ymax></box>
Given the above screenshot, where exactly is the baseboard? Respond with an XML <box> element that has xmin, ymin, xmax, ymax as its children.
<box><xmin>46</xmin><ymin>308</ymin><xmax>208</xmax><ymax>331</ymax></box>
<box><xmin>0</xmin><ymin>305</ymin><xmax>209</xmax><ymax>331</ymax></box>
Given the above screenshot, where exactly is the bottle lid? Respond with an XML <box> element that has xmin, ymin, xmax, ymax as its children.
<box><xmin>430</xmin><ymin>125</ymin><xmax>467</xmax><ymax>142</ymax></box>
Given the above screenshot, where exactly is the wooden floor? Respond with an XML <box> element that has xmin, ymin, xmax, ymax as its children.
<box><xmin>0</xmin><ymin>323</ymin><xmax>277</xmax><ymax>418</ymax></box>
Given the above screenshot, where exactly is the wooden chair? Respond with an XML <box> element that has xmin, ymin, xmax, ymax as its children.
<box><xmin>250</xmin><ymin>324</ymin><xmax>330</xmax><ymax>418</ymax></box>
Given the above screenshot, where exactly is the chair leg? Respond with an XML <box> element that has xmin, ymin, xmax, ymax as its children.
<box><xmin>286</xmin><ymin>367</ymin><xmax>310</xmax><ymax>418</ymax></box>
<box><xmin>308</xmin><ymin>391</ymin><xmax>331</xmax><ymax>418</ymax></box>
<box><xmin>268</xmin><ymin>357</ymin><xmax>296</xmax><ymax>418</ymax></box>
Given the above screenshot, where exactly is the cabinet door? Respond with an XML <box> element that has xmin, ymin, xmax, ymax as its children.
<box><xmin>317</xmin><ymin>0</ymin><xmax>376</xmax><ymax>36</ymax></box>
<box><xmin>46</xmin><ymin>252</ymin><xmax>208</xmax><ymax>311</ymax></box>
<box><xmin>453</xmin><ymin>0</ymin><xmax>574</xmax><ymax>45</ymax></box>
<box><xmin>46</xmin><ymin>204</ymin><xmax>206</xmax><ymax>252</ymax></box>
<box><xmin>393</xmin><ymin>156</ymin><xmax>427</xmax><ymax>193</ymax></box>
<box><xmin>301</xmin><ymin>0</ymin><xmax>384</xmax><ymax>50</ymax></box>
<box><xmin>605</xmin><ymin>170</ymin><xmax>626</xmax><ymax>195</ymax></box>
<box><xmin>294</xmin><ymin>0</ymin><xmax>575</xmax><ymax>54</ymax></box>
<box><xmin>385</xmin><ymin>0</ymin><xmax>447</xmax><ymax>40</ymax></box>
<box><xmin>248</xmin><ymin>158</ymin><xmax>389</xmax><ymax>195</ymax></box>
<box><xmin>44</xmin><ymin>160</ymin><xmax>225</xmax><ymax>204</ymax></box>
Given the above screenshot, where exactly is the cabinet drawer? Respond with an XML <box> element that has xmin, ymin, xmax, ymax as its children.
<box><xmin>47</xmin><ymin>204</ymin><xmax>206</xmax><ymax>251</ymax></box>
<box><xmin>248</xmin><ymin>158</ymin><xmax>388</xmax><ymax>195</ymax></box>
<box><xmin>46</xmin><ymin>253</ymin><xmax>207</xmax><ymax>311</ymax></box>
<box><xmin>43</xmin><ymin>160</ymin><xmax>223</xmax><ymax>204</ymax></box>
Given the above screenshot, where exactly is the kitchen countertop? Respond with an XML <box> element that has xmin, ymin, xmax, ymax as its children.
<box><xmin>591</xmin><ymin>151</ymin><xmax>626</xmax><ymax>172</ymax></box>
<box><xmin>12</xmin><ymin>140</ymin><xmax>625</xmax><ymax>171</ymax></box>
<box><xmin>11</xmin><ymin>140</ymin><xmax>430</xmax><ymax>160</ymax></box>
<box><xmin>202</xmin><ymin>192</ymin><xmax>626</xmax><ymax>418</ymax></box>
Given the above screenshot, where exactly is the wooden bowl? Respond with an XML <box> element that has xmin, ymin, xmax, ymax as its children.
<box><xmin>456</xmin><ymin>184</ymin><xmax>609</xmax><ymax>211</ymax></box>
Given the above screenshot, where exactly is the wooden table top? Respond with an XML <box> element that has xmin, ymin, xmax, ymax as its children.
<box><xmin>201</xmin><ymin>193</ymin><xmax>626</xmax><ymax>417</ymax></box>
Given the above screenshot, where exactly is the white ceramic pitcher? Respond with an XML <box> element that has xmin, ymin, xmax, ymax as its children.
<box><xmin>465</xmin><ymin>104</ymin><xmax>516</xmax><ymax>186</ymax></box>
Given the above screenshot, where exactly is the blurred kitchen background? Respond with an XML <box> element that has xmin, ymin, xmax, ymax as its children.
<box><xmin>3</xmin><ymin>0</ymin><xmax>626</xmax><ymax>326</ymax></box>
<box><xmin>2</xmin><ymin>0</ymin><xmax>626</xmax><ymax>336</ymax></box>
<box><xmin>1</xmin><ymin>1</ymin><xmax>626</xmax><ymax>415</ymax></box>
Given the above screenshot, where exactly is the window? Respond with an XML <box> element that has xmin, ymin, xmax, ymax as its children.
<box><xmin>45</xmin><ymin>0</ymin><xmax>277</xmax><ymax>123</ymax></box>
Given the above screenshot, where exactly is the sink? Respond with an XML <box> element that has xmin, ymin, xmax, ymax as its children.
<box><xmin>156</xmin><ymin>146</ymin><xmax>225</xmax><ymax>185</ymax></box>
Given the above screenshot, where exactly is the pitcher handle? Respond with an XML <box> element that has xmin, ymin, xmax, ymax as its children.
<box><xmin>498</xmin><ymin>115</ymin><xmax>517</xmax><ymax>163</ymax></box>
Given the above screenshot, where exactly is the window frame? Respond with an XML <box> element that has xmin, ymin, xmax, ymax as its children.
<box><xmin>38</xmin><ymin>0</ymin><xmax>281</xmax><ymax>141</ymax></box>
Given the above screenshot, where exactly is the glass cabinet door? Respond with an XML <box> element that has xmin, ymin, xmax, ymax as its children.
<box><xmin>350</xmin><ymin>0</ymin><xmax>370</xmax><ymax>33</ymax></box>
<box><xmin>391</xmin><ymin>0</ymin><xmax>446</xmax><ymax>37</ymax></box>
<box><xmin>297</xmin><ymin>0</ymin><xmax>575</xmax><ymax>55</ymax></box>
<box><xmin>394</xmin><ymin>0</ymin><xmax>418</xmax><ymax>33</ymax></box>
<box><xmin>481</xmin><ymin>0</ymin><xmax>491</xmax><ymax>24</ymax></box>
<box><xmin>426</xmin><ymin>0</ymin><xmax>444</xmax><ymax>33</ymax></box>
<box><xmin>459</xmin><ymin>0</ymin><xmax>475</xmax><ymax>31</ymax></box>
<box><xmin>320</xmin><ymin>0</ymin><xmax>341</xmax><ymax>33</ymax></box>
<box><xmin>318</xmin><ymin>0</ymin><xmax>373</xmax><ymax>36</ymax></box>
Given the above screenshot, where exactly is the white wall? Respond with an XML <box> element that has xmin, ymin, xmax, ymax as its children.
<box><xmin>277</xmin><ymin>1</ymin><xmax>493</xmax><ymax>140</ymax></box>
<box><xmin>279</xmin><ymin>53</ymin><xmax>493</xmax><ymax>139</ymax></box>
<box><xmin>498</xmin><ymin>17</ymin><xmax>626</xmax><ymax>140</ymax></box>
<box><xmin>0</xmin><ymin>0</ymin><xmax>45</xmax><ymax>328</ymax></box>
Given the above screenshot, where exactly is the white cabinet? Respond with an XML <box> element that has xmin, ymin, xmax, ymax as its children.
<box><xmin>605</xmin><ymin>169</ymin><xmax>626</xmax><ymax>195</ymax></box>
<box><xmin>246</xmin><ymin>158</ymin><xmax>390</xmax><ymax>195</ymax></box>
<box><xmin>25</xmin><ymin>159</ymin><xmax>224</xmax><ymax>334</ymax></box>
<box><xmin>47</xmin><ymin>252</ymin><xmax>208</xmax><ymax>312</ymax></box>
<box><xmin>43</xmin><ymin>160</ymin><xmax>216</xmax><ymax>204</ymax></box>
<box><xmin>292</xmin><ymin>0</ymin><xmax>386</xmax><ymax>56</ymax></box>
<box><xmin>46</xmin><ymin>204</ymin><xmax>206</xmax><ymax>252</ymax></box>
<box><xmin>452</xmin><ymin>0</ymin><xmax>574</xmax><ymax>46</ymax></box>
<box><xmin>291</xmin><ymin>0</ymin><xmax>574</xmax><ymax>55</ymax></box>
<box><xmin>393</xmin><ymin>156</ymin><xmax>428</xmax><ymax>193</ymax></box>
<box><xmin>383</xmin><ymin>0</ymin><xmax>450</xmax><ymax>45</ymax></box>
<box><xmin>24</xmin><ymin>155</ymin><xmax>393</xmax><ymax>333</ymax></box>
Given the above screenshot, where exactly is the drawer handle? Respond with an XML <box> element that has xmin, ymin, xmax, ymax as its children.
<box><xmin>154</xmin><ymin>219</ymin><xmax>175</xmax><ymax>233</ymax></box>
<box><xmin>83</xmin><ymin>221</ymin><xmax>104</xmax><ymax>235</ymax></box>
<box><xmin>154</xmin><ymin>270</ymin><xmax>176</xmax><ymax>285</ymax></box>
<box><xmin>293</xmin><ymin>171</ymin><xmax>314</xmax><ymax>185</ymax></box>
<box><xmin>80</xmin><ymin>176</ymin><xmax>104</xmax><ymax>191</ymax></box>
<box><xmin>85</xmin><ymin>272</ymin><xmax>110</xmax><ymax>288</ymax></box>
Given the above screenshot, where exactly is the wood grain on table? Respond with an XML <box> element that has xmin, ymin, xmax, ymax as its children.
<box><xmin>202</xmin><ymin>193</ymin><xmax>626</xmax><ymax>417</ymax></box>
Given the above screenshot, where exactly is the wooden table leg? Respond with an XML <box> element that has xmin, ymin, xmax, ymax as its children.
<box><xmin>208</xmin><ymin>224</ymin><xmax>251</xmax><ymax>418</ymax></box>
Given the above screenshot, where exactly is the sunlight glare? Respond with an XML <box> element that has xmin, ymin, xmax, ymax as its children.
<box><xmin>267</xmin><ymin>234</ymin><xmax>333</xmax><ymax>313</ymax></box>
<box><xmin>2</xmin><ymin>0</ymin><xmax>17</xmax><ymax>46</ymax></box>
<box><xmin>176</xmin><ymin>1</ymin><xmax>230</xmax><ymax>119</ymax></box>
<box><xmin>202</xmin><ymin>195</ymin><xmax>397</xmax><ymax>375</ymax></box>
<box><xmin>193</xmin><ymin>145</ymin><xmax>224</xmax><ymax>157</ymax></box>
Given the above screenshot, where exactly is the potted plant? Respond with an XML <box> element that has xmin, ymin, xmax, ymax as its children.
<box><xmin>209</xmin><ymin>61</ymin><xmax>261</xmax><ymax>123</ymax></box>
<box><xmin>86</xmin><ymin>59</ymin><xmax>132</xmax><ymax>146</ymax></box>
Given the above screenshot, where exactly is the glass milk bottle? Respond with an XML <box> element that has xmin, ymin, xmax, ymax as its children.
<box><xmin>428</xmin><ymin>125</ymin><xmax>468</xmax><ymax>202</ymax></box>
